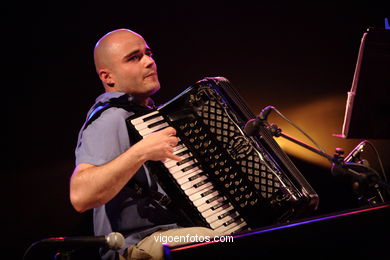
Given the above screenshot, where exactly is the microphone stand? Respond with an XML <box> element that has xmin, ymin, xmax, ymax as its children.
<box><xmin>257</xmin><ymin>121</ymin><xmax>388</xmax><ymax>206</ymax></box>
<box><xmin>23</xmin><ymin>241</ymin><xmax>76</xmax><ymax>260</ymax></box>
<box><xmin>266</xmin><ymin>124</ymin><xmax>337</xmax><ymax>163</ymax></box>
<box><xmin>54</xmin><ymin>250</ymin><xmax>73</xmax><ymax>260</ymax></box>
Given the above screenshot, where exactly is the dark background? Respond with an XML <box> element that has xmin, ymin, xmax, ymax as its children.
<box><xmin>4</xmin><ymin>1</ymin><xmax>389</xmax><ymax>259</ymax></box>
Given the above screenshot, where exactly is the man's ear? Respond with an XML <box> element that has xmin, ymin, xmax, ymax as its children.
<box><xmin>99</xmin><ymin>69</ymin><xmax>115</xmax><ymax>87</ymax></box>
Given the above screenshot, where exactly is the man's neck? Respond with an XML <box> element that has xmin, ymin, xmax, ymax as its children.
<box><xmin>134</xmin><ymin>96</ymin><xmax>154</xmax><ymax>108</ymax></box>
<box><xmin>104</xmin><ymin>88</ymin><xmax>154</xmax><ymax>107</ymax></box>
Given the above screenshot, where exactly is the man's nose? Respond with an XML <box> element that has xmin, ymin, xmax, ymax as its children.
<box><xmin>144</xmin><ymin>55</ymin><xmax>155</xmax><ymax>68</ymax></box>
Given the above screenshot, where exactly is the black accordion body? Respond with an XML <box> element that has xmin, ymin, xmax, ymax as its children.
<box><xmin>126</xmin><ymin>77</ymin><xmax>319</xmax><ymax>234</ymax></box>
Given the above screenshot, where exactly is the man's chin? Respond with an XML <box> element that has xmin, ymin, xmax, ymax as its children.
<box><xmin>135</xmin><ymin>84</ymin><xmax>160</xmax><ymax>99</ymax></box>
<box><xmin>147</xmin><ymin>82</ymin><xmax>161</xmax><ymax>96</ymax></box>
<box><xmin>151</xmin><ymin>85</ymin><xmax>160</xmax><ymax>95</ymax></box>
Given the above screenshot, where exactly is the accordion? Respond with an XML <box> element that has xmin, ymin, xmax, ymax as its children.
<box><xmin>126</xmin><ymin>77</ymin><xmax>319</xmax><ymax>234</ymax></box>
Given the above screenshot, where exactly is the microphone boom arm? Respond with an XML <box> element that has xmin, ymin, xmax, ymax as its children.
<box><xmin>262</xmin><ymin>122</ymin><xmax>389</xmax><ymax>205</ymax></box>
<box><xmin>268</xmin><ymin>124</ymin><xmax>336</xmax><ymax>163</ymax></box>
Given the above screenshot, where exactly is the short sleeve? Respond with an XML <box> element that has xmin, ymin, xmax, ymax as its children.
<box><xmin>75</xmin><ymin>107</ymin><xmax>134</xmax><ymax>166</ymax></box>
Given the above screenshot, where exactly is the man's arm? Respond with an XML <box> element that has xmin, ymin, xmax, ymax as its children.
<box><xmin>70</xmin><ymin>127</ymin><xmax>181</xmax><ymax>213</ymax></box>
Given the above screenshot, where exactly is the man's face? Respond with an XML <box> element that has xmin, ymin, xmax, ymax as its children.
<box><xmin>108</xmin><ymin>33</ymin><xmax>160</xmax><ymax>98</ymax></box>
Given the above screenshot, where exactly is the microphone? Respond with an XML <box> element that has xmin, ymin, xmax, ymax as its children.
<box><xmin>244</xmin><ymin>106</ymin><xmax>275</xmax><ymax>136</ymax></box>
<box><xmin>38</xmin><ymin>232</ymin><xmax>125</xmax><ymax>251</ymax></box>
<box><xmin>258</xmin><ymin>105</ymin><xmax>274</xmax><ymax>121</ymax></box>
<box><xmin>344</xmin><ymin>140</ymin><xmax>367</xmax><ymax>163</ymax></box>
<box><xmin>331</xmin><ymin>141</ymin><xmax>371</xmax><ymax>180</ymax></box>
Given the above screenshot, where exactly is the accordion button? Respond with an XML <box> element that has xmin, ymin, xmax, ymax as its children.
<box><xmin>224</xmin><ymin>181</ymin><xmax>232</xmax><ymax>188</ymax></box>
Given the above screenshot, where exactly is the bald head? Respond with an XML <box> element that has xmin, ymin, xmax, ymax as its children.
<box><xmin>94</xmin><ymin>29</ymin><xmax>144</xmax><ymax>72</ymax></box>
<box><xmin>92</xmin><ymin>29</ymin><xmax>160</xmax><ymax>103</ymax></box>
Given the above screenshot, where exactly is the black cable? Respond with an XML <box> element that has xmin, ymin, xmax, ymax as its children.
<box><xmin>260</xmin><ymin>106</ymin><xmax>390</xmax><ymax>201</ymax></box>
<box><xmin>345</xmin><ymin>162</ymin><xmax>390</xmax><ymax>190</ymax></box>
<box><xmin>265</xmin><ymin>106</ymin><xmax>326</xmax><ymax>154</ymax></box>
<box><xmin>22</xmin><ymin>240</ymin><xmax>39</xmax><ymax>260</ymax></box>
<box><xmin>364</xmin><ymin>140</ymin><xmax>387</xmax><ymax>184</ymax></box>
<box><xmin>266</xmin><ymin>108</ymin><xmax>388</xmax><ymax>187</ymax></box>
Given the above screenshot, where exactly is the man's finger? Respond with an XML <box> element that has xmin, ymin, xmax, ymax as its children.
<box><xmin>162</xmin><ymin>126</ymin><xmax>176</xmax><ymax>136</ymax></box>
<box><xmin>168</xmin><ymin>136</ymin><xmax>179</xmax><ymax>146</ymax></box>
<box><xmin>167</xmin><ymin>153</ymin><xmax>182</xmax><ymax>162</ymax></box>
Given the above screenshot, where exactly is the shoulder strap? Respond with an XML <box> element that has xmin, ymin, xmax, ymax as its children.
<box><xmin>83</xmin><ymin>94</ymin><xmax>151</xmax><ymax>131</ymax></box>
<box><xmin>83</xmin><ymin>94</ymin><xmax>172</xmax><ymax>206</ymax></box>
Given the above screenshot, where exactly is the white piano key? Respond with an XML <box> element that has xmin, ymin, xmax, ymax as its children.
<box><xmin>131</xmin><ymin>111</ymin><xmax>159</xmax><ymax>125</ymax></box>
<box><xmin>197</xmin><ymin>196</ymin><xmax>227</xmax><ymax>213</ymax></box>
<box><xmin>223</xmin><ymin>220</ymin><xmax>248</xmax><ymax>235</ymax></box>
<box><xmin>139</xmin><ymin>122</ymin><xmax>169</xmax><ymax>136</ymax></box>
<box><xmin>209</xmin><ymin>212</ymin><xmax>238</xmax><ymax>229</ymax></box>
<box><xmin>184</xmin><ymin>182</ymin><xmax>213</xmax><ymax>196</ymax></box>
<box><xmin>200</xmin><ymin>201</ymin><xmax>230</xmax><ymax>218</ymax></box>
<box><xmin>188</xmin><ymin>186</ymin><xmax>217</xmax><ymax>201</ymax></box>
<box><xmin>134</xmin><ymin>116</ymin><xmax>165</xmax><ymax>131</ymax></box>
<box><xmin>205</xmin><ymin>205</ymin><xmax>234</xmax><ymax>223</ymax></box>
<box><xmin>172</xmin><ymin>167</ymin><xmax>202</xmax><ymax>180</ymax></box>
<box><xmin>200</xmin><ymin>201</ymin><xmax>232</xmax><ymax>224</ymax></box>
<box><xmin>173</xmin><ymin>146</ymin><xmax>188</xmax><ymax>154</ymax></box>
<box><xmin>163</xmin><ymin>160</ymin><xmax>176</xmax><ymax>168</ymax></box>
<box><xmin>192</xmin><ymin>191</ymin><xmax>220</xmax><ymax>207</ymax></box>
<box><xmin>168</xmin><ymin>160</ymin><xmax>196</xmax><ymax>173</ymax></box>
<box><xmin>161</xmin><ymin>146</ymin><xmax>187</xmax><ymax>166</ymax></box>
<box><xmin>180</xmin><ymin>175</ymin><xmax>208</xmax><ymax>190</ymax></box>
<box><xmin>168</xmin><ymin>156</ymin><xmax>194</xmax><ymax>168</ymax></box>
<box><xmin>164</xmin><ymin>153</ymin><xmax>192</xmax><ymax>168</ymax></box>
<box><xmin>162</xmin><ymin>147</ymin><xmax>188</xmax><ymax>167</ymax></box>
<box><xmin>214</xmin><ymin>218</ymin><xmax>246</xmax><ymax>234</ymax></box>
<box><xmin>176</xmin><ymin>169</ymin><xmax>205</xmax><ymax>185</ymax></box>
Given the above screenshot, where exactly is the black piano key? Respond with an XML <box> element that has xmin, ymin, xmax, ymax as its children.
<box><xmin>205</xmin><ymin>195</ymin><xmax>221</xmax><ymax>204</ymax></box>
<box><xmin>176</xmin><ymin>149</ymin><xmax>190</xmax><ymax>157</ymax></box>
<box><xmin>182</xmin><ymin>164</ymin><xmax>198</xmax><ymax>172</ymax></box>
<box><xmin>148</xmin><ymin>119</ymin><xmax>167</xmax><ymax>129</ymax></box>
<box><xmin>201</xmin><ymin>189</ymin><xmax>217</xmax><ymax>197</ymax></box>
<box><xmin>223</xmin><ymin>216</ymin><xmax>240</xmax><ymax>227</ymax></box>
<box><xmin>177</xmin><ymin>156</ymin><xmax>194</xmax><ymax>166</ymax></box>
<box><xmin>211</xmin><ymin>201</ymin><xmax>228</xmax><ymax>211</ymax></box>
<box><xmin>143</xmin><ymin>112</ymin><xmax>161</xmax><ymax>122</ymax></box>
<box><xmin>193</xmin><ymin>180</ymin><xmax>208</xmax><ymax>188</ymax></box>
<box><xmin>218</xmin><ymin>209</ymin><xmax>237</xmax><ymax>220</ymax></box>
<box><xmin>188</xmin><ymin>173</ymin><xmax>204</xmax><ymax>182</ymax></box>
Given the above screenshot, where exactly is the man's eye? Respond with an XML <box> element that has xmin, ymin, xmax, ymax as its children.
<box><xmin>128</xmin><ymin>56</ymin><xmax>140</xmax><ymax>61</ymax></box>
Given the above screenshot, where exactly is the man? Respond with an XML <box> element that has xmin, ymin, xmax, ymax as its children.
<box><xmin>70</xmin><ymin>29</ymin><xmax>218</xmax><ymax>260</ymax></box>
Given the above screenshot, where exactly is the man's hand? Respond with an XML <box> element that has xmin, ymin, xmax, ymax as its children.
<box><xmin>70</xmin><ymin>127</ymin><xmax>181</xmax><ymax>212</ymax></box>
<box><xmin>134</xmin><ymin>126</ymin><xmax>182</xmax><ymax>162</ymax></box>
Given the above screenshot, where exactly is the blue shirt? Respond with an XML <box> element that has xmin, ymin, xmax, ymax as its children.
<box><xmin>75</xmin><ymin>92</ymin><xmax>179</xmax><ymax>259</ymax></box>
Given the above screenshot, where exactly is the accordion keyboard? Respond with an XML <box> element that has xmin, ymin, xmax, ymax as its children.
<box><xmin>130</xmin><ymin>111</ymin><xmax>248</xmax><ymax>234</ymax></box>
